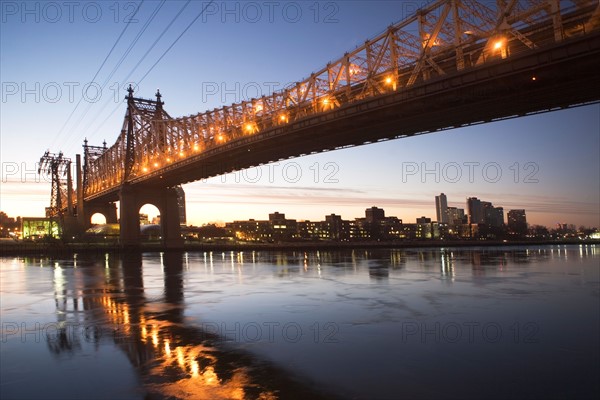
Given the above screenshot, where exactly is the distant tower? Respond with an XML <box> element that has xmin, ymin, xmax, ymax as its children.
<box><xmin>435</xmin><ymin>193</ymin><xmax>448</xmax><ymax>223</ymax></box>
<box><xmin>174</xmin><ymin>186</ymin><xmax>186</xmax><ymax>225</ymax></box>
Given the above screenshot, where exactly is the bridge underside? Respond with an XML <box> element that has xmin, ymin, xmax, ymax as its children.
<box><xmin>112</xmin><ymin>30</ymin><xmax>596</xmax><ymax>191</ymax></box>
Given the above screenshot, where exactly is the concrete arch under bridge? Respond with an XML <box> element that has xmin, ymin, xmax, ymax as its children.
<box><xmin>118</xmin><ymin>185</ymin><xmax>182</xmax><ymax>248</ymax></box>
<box><xmin>82</xmin><ymin>202</ymin><xmax>118</xmax><ymax>230</ymax></box>
<box><xmin>76</xmin><ymin>187</ymin><xmax>182</xmax><ymax>248</ymax></box>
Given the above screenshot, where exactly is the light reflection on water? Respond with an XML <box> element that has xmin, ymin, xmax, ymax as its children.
<box><xmin>1</xmin><ymin>245</ymin><xmax>599</xmax><ymax>399</ymax></box>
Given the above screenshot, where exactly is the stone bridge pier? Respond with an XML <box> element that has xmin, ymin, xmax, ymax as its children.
<box><xmin>118</xmin><ymin>184</ymin><xmax>183</xmax><ymax>248</ymax></box>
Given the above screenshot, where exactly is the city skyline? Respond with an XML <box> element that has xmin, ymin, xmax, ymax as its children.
<box><xmin>5</xmin><ymin>191</ymin><xmax>596</xmax><ymax>236</ymax></box>
<box><xmin>1</xmin><ymin>1</ymin><xmax>598</xmax><ymax>228</ymax></box>
<box><xmin>81</xmin><ymin>191</ymin><xmax>597</xmax><ymax>230</ymax></box>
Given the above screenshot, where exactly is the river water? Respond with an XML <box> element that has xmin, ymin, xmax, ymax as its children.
<box><xmin>1</xmin><ymin>245</ymin><xmax>598</xmax><ymax>399</ymax></box>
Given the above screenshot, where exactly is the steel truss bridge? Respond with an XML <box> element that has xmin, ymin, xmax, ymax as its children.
<box><xmin>47</xmin><ymin>0</ymin><xmax>600</xmax><ymax>247</ymax></box>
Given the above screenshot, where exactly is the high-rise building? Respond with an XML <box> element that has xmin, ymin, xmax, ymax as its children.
<box><xmin>468</xmin><ymin>197</ymin><xmax>504</xmax><ymax>228</ymax></box>
<box><xmin>175</xmin><ymin>186</ymin><xmax>186</xmax><ymax>225</ymax></box>
<box><xmin>435</xmin><ymin>193</ymin><xmax>449</xmax><ymax>223</ymax></box>
<box><xmin>507</xmin><ymin>209</ymin><xmax>527</xmax><ymax>234</ymax></box>
<box><xmin>365</xmin><ymin>206</ymin><xmax>385</xmax><ymax>223</ymax></box>
<box><xmin>483</xmin><ymin>202</ymin><xmax>504</xmax><ymax>228</ymax></box>
<box><xmin>446</xmin><ymin>207</ymin><xmax>466</xmax><ymax>227</ymax></box>
<box><xmin>466</xmin><ymin>197</ymin><xmax>484</xmax><ymax>224</ymax></box>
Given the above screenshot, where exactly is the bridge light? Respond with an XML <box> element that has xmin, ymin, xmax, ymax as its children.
<box><xmin>349</xmin><ymin>64</ymin><xmax>361</xmax><ymax>76</ymax></box>
<box><xmin>167</xmin><ymin>157</ymin><xmax>172</xmax><ymax>163</ymax></box>
<box><xmin>279</xmin><ymin>114</ymin><xmax>288</xmax><ymax>123</ymax></box>
<box><xmin>384</xmin><ymin>75</ymin><xmax>397</xmax><ymax>91</ymax></box>
<box><xmin>322</xmin><ymin>97</ymin><xmax>335</xmax><ymax>110</ymax></box>
<box><xmin>193</xmin><ymin>144</ymin><xmax>199</xmax><ymax>151</ymax></box>
<box><xmin>244</xmin><ymin>122</ymin><xmax>257</xmax><ymax>134</ymax></box>
<box><xmin>142</xmin><ymin>167</ymin><xmax>148</xmax><ymax>173</ymax></box>
<box><xmin>179</xmin><ymin>151</ymin><xmax>184</xmax><ymax>157</ymax></box>
<box><xmin>154</xmin><ymin>162</ymin><xmax>159</xmax><ymax>168</ymax></box>
<box><xmin>491</xmin><ymin>36</ymin><xmax>508</xmax><ymax>59</ymax></box>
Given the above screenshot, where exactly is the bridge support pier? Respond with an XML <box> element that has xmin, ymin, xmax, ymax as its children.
<box><xmin>62</xmin><ymin>215</ymin><xmax>81</xmax><ymax>240</ymax></box>
<box><xmin>119</xmin><ymin>185</ymin><xmax>183</xmax><ymax>249</ymax></box>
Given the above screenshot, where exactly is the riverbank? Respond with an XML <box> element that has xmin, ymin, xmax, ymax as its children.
<box><xmin>1</xmin><ymin>238</ymin><xmax>598</xmax><ymax>256</ymax></box>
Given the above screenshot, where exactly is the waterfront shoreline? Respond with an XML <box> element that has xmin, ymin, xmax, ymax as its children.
<box><xmin>1</xmin><ymin>239</ymin><xmax>598</xmax><ymax>256</ymax></box>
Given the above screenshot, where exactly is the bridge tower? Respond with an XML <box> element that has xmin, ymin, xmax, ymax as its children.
<box><xmin>79</xmin><ymin>139</ymin><xmax>118</xmax><ymax>231</ymax></box>
<box><xmin>118</xmin><ymin>86</ymin><xmax>183</xmax><ymax>248</ymax></box>
<box><xmin>38</xmin><ymin>151</ymin><xmax>76</xmax><ymax>239</ymax></box>
<box><xmin>79</xmin><ymin>86</ymin><xmax>183</xmax><ymax>248</ymax></box>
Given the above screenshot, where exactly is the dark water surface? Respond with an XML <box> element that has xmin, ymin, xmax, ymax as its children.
<box><xmin>1</xmin><ymin>245</ymin><xmax>599</xmax><ymax>399</ymax></box>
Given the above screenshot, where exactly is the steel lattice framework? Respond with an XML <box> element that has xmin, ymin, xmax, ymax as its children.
<box><xmin>84</xmin><ymin>86</ymin><xmax>173</xmax><ymax>195</ymax></box>
<box><xmin>82</xmin><ymin>139</ymin><xmax>108</xmax><ymax>192</ymax></box>
<box><xmin>38</xmin><ymin>151</ymin><xmax>72</xmax><ymax>219</ymax></box>
<box><xmin>84</xmin><ymin>0</ymin><xmax>600</xmax><ymax>198</ymax></box>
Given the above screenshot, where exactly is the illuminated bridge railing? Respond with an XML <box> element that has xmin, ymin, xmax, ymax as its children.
<box><xmin>84</xmin><ymin>0</ymin><xmax>599</xmax><ymax>198</ymax></box>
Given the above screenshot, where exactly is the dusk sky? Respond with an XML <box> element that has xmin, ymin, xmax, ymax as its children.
<box><xmin>1</xmin><ymin>1</ymin><xmax>598</xmax><ymax>227</ymax></box>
